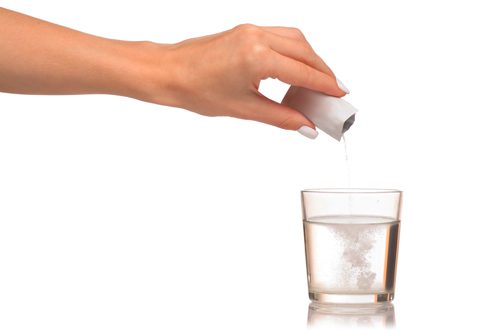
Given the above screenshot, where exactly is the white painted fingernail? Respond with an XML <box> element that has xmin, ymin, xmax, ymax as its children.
<box><xmin>297</xmin><ymin>126</ymin><xmax>318</xmax><ymax>139</ymax></box>
<box><xmin>336</xmin><ymin>78</ymin><xmax>350</xmax><ymax>94</ymax></box>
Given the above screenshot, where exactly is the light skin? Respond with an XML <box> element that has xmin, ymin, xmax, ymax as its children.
<box><xmin>0</xmin><ymin>7</ymin><xmax>348</xmax><ymax>138</ymax></box>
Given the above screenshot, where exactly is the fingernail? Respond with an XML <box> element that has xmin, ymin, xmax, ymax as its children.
<box><xmin>336</xmin><ymin>78</ymin><xmax>350</xmax><ymax>94</ymax></box>
<box><xmin>297</xmin><ymin>126</ymin><xmax>318</xmax><ymax>139</ymax></box>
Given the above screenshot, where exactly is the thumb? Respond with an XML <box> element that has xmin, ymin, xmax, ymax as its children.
<box><xmin>246</xmin><ymin>93</ymin><xmax>318</xmax><ymax>139</ymax></box>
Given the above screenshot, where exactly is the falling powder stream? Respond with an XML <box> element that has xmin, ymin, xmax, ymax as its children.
<box><xmin>340</xmin><ymin>135</ymin><xmax>374</xmax><ymax>289</ymax></box>
<box><xmin>342</xmin><ymin>134</ymin><xmax>351</xmax><ymax>188</ymax></box>
<box><xmin>342</xmin><ymin>134</ymin><xmax>353</xmax><ymax>215</ymax></box>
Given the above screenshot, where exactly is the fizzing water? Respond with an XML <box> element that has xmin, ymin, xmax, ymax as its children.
<box><xmin>303</xmin><ymin>215</ymin><xmax>400</xmax><ymax>302</ymax></box>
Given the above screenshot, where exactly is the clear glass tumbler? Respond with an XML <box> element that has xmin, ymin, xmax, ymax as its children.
<box><xmin>301</xmin><ymin>189</ymin><xmax>402</xmax><ymax>304</ymax></box>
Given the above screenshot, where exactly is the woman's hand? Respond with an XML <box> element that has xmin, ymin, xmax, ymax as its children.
<box><xmin>140</xmin><ymin>24</ymin><xmax>349</xmax><ymax>138</ymax></box>
<box><xmin>0</xmin><ymin>8</ymin><xmax>348</xmax><ymax>138</ymax></box>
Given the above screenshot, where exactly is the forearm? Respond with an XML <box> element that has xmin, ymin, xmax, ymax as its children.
<box><xmin>0</xmin><ymin>7</ymin><xmax>157</xmax><ymax>99</ymax></box>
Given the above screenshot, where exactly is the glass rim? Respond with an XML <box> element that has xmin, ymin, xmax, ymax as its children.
<box><xmin>301</xmin><ymin>188</ymin><xmax>402</xmax><ymax>194</ymax></box>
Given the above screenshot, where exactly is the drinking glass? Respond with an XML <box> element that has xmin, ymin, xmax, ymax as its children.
<box><xmin>301</xmin><ymin>189</ymin><xmax>402</xmax><ymax>304</ymax></box>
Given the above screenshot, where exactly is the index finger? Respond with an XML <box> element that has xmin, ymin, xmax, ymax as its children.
<box><xmin>264</xmin><ymin>50</ymin><xmax>346</xmax><ymax>97</ymax></box>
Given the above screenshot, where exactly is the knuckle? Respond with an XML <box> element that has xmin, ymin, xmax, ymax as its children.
<box><xmin>234</xmin><ymin>23</ymin><xmax>262</xmax><ymax>38</ymax></box>
<box><xmin>249</xmin><ymin>42</ymin><xmax>268</xmax><ymax>58</ymax></box>
<box><xmin>231</xmin><ymin>25</ymin><xmax>276</xmax><ymax>77</ymax></box>
<box><xmin>234</xmin><ymin>23</ymin><xmax>255</xmax><ymax>30</ymax></box>
<box><xmin>241</xmin><ymin>42</ymin><xmax>269</xmax><ymax>68</ymax></box>
<box><xmin>289</xmin><ymin>27</ymin><xmax>305</xmax><ymax>39</ymax></box>
<box><xmin>233</xmin><ymin>24</ymin><xmax>269</xmax><ymax>67</ymax></box>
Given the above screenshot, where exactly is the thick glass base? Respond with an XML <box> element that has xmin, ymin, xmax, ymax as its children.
<box><xmin>307</xmin><ymin>301</ymin><xmax>396</xmax><ymax>328</ymax></box>
<box><xmin>309</xmin><ymin>291</ymin><xmax>394</xmax><ymax>304</ymax></box>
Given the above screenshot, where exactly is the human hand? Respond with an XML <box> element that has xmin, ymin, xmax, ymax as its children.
<box><xmin>0</xmin><ymin>9</ymin><xmax>348</xmax><ymax>139</ymax></box>
<box><xmin>140</xmin><ymin>24</ymin><xmax>349</xmax><ymax>139</ymax></box>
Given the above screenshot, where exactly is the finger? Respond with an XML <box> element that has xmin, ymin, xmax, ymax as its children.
<box><xmin>244</xmin><ymin>92</ymin><xmax>316</xmax><ymax>131</ymax></box>
<box><xmin>264</xmin><ymin>31</ymin><xmax>333</xmax><ymax>77</ymax></box>
<box><xmin>264</xmin><ymin>50</ymin><xmax>346</xmax><ymax>97</ymax></box>
<box><xmin>260</xmin><ymin>26</ymin><xmax>307</xmax><ymax>41</ymax></box>
<box><xmin>261</xmin><ymin>27</ymin><xmax>336</xmax><ymax>77</ymax></box>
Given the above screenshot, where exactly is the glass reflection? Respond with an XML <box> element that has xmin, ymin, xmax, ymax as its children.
<box><xmin>307</xmin><ymin>302</ymin><xmax>395</xmax><ymax>329</ymax></box>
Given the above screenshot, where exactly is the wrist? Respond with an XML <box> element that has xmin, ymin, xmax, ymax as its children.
<box><xmin>117</xmin><ymin>40</ymin><xmax>183</xmax><ymax>108</ymax></box>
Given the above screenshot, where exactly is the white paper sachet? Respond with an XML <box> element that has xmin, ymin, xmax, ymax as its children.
<box><xmin>281</xmin><ymin>86</ymin><xmax>357</xmax><ymax>141</ymax></box>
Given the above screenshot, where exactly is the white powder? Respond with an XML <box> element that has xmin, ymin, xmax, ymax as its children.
<box><xmin>336</xmin><ymin>222</ymin><xmax>376</xmax><ymax>289</ymax></box>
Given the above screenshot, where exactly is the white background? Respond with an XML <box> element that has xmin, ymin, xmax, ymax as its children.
<box><xmin>1</xmin><ymin>0</ymin><xmax>499</xmax><ymax>332</ymax></box>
